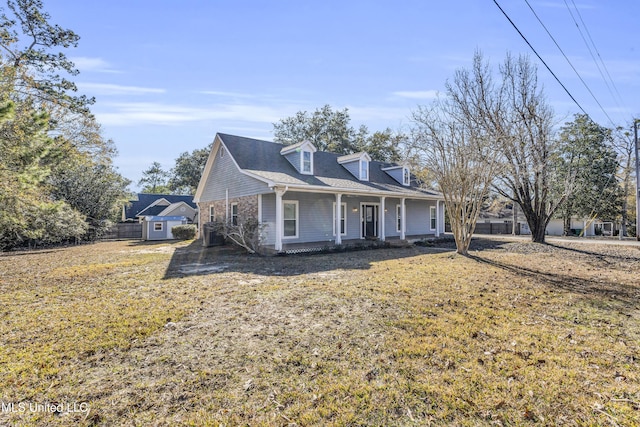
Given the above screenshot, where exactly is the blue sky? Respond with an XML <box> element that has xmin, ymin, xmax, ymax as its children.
<box><xmin>44</xmin><ymin>1</ymin><xmax>640</xmax><ymax>190</ymax></box>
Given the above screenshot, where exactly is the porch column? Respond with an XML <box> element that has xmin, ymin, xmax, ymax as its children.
<box><xmin>435</xmin><ymin>200</ymin><xmax>440</xmax><ymax>237</ymax></box>
<box><xmin>275</xmin><ymin>188</ymin><xmax>285</xmax><ymax>252</ymax></box>
<box><xmin>335</xmin><ymin>193</ymin><xmax>342</xmax><ymax>245</ymax></box>
<box><xmin>379</xmin><ymin>196</ymin><xmax>386</xmax><ymax>241</ymax></box>
<box><xmin>225</xmin><ymin>189</ymin><xmax>229</xmax><ymax>223</ymax></box>
<box><xmin>400</xmin><ymin>198</ymin><xmax>406</xmax><ymax>240</ymax></box>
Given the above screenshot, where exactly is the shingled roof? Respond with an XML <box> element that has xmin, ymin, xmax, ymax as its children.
<box><xmin>123</xmin><ymin>194</ymin><xmax>196</xmax><ymax>220</ymax></box>
<box><xmin>217</xmin><ymin>133</ymin><xmax>442</xmax><ymax>199</ymax></box>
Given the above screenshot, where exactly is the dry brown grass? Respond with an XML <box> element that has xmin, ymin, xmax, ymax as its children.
<box><xmin>0</xmin><ymin>238</ymin><xmax>638</xmax><ymax>426</ymax></box>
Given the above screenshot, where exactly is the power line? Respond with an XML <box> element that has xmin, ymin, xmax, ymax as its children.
<box><xmin>523</xmin><ymin>0</ymin><xmax>616</xmax><ymax>128</ymax></box>
<box><xmin>492</xmin><ymin>0</ymin><xmax>589</xmax><ymax>118</ymax></box>
<box><xmin>566</xmin><ymin>0</ymin><xmax>630</xmax><ymax>121</ymax></box>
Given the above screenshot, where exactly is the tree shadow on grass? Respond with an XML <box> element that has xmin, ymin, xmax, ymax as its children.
<box><xmin>546</xmin><ymin>242</ymin><xmax>640</xmax><ymax>263</ymax></box>
<box><xmin>163</xmin><ymin>240</ymin><xmax>453</xmax><ymax>279</ymax></box>
<box><xmin>468</xmin><ymin>253</ymin><xmax>640</xmax><ymax>311</ymax></box>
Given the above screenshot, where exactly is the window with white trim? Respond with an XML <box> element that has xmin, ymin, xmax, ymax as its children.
<box><xmin>231</xmin><ymin>203</ymin><xmax>238</xmax><ymax>226</ymax></box>
<box><xmin>283</xmin><ymin>201</ymin><xmax>298</xmax><ymax>238</ymax></box>
<box><xmin>396</xmin><ymin>205</ymin><xmax>402</xmax><ymax>233</ymax></box>
<box><xmin>302</xmin><ymin>150</ymin><xmax>312</xmax><ymax>174</ymax></box>
<box><xmin>403</xmin><ymin>167</ymin><xmax>410</xmax><ymax>186</ymax></box>
<box><xmin>154</xmin><ymin>222</ymin><xmax>163</xmax><ymax>231</ymax></box>
<box><xmin>430</xmin><ymin>206</ymin><xmax>437</xmax><ymax>230</ymax></box>
<box><xmin>209</xmin><ymin>206</ymin><xmax>215</xmax><ymax>223</ymax></box>
<box><xmin>360</xmin><ymin>159</ymin><xmax>369</xmax><ymax>181</ymax></box>
<box><xmin>332</xmin><ymin>202</ymin><xmax>347</xmax><ymax>236</ymax></box>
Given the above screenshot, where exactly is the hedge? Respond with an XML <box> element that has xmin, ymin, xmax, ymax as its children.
<box><xmin>171</xmin><ymin>224</ymin><xmax>197</xmax><ymax>240</ymax></box>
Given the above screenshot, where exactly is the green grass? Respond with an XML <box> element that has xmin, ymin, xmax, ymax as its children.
<box><xmin>0</xmin><ymin>239</ymin><xmax>638</xmax><ymax>426</ymax></box>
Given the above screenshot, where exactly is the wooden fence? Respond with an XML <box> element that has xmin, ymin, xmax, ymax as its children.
<box><xmin>102</xmin><ymin>223</ymin><xmax>142</xmax><ymax>240</ymax></box>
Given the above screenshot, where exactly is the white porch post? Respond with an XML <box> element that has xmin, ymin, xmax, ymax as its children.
<box><xmin>440</xmin><ymin>200</ymin><xmax>446</xmax><ymax>236</ymax></box>
<box><xmin>335</xmin><ymin>193</ymin><xmax>342</xmax><ymax>245</ymax></box>
<box><xmin>275</xmin><ymin>188</ymin><xmax>284</xmax><ymax>252</ymax></box>
<box><xmin>225</xmin><ymin>188</ymin><xmax>229</xmax><ymax>223</ymax></box>
<box><xmin>379</xmin><ymin>196</ymin><xmax>386</xmax><ymax>241</ymax></box>
<box><xmin>400</xmin><ymin>198</ymin><xmax>406</xmax><ymax>240</ymax></box>
<box><xmin>435</xmin><ymin>200</ymin><xmax>440</xmax><ymax>237</ymax></box>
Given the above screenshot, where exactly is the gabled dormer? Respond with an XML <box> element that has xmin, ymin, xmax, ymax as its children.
<box><xmin>337</xmin><ymin>152</ymin><xmax>371</xmax><ymax>181</ymax></box>
<box><xmin>381</xmin><ymin>164</ymin><xmax>411</xmax><ymax>186</ymax></box>
<box><xmin>280</xmin><ymin>140</ymin><xmax>317</xmax><ymax>175</ymax></box>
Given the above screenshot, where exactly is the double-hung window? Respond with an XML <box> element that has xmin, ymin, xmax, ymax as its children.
<box><xmin>302</xmin><ymin>150</ymin><xmax>312</xmax><ymax>174</ymax></box>
<box><xmin>403</xmin><ymin>167</ymin><xmax>410</xmax><ymax>186</ymax></box>
<box><xmin>333</xmin><ymin>202</ymin><xmax>347</xmax><ymax>236</ymax></box>
<box><xmin>360</xmin><ymin>159</ymin><xmax>369</xmax><ymax>181</ymax></box>
<box><xmin>283</xmin><ymin>201</ymin><xmax>298</xmax><ymax>238</ymax></box>
<box><xmin>430</xmin><ymin>206</ymin><xmax>437</xmax><ymax>230</ymax></box>
<box><xmin>209</xmin><ymin>206</ymin><xmax>215</xmax><ymax>223</ymax></box>
<box><xmin>396</xmin><ymin>205</ymin><xmax>402</xmax><ymax>233</ymax></box>
<box><xmin>231</xmin><ymin>203</ymin><xmax>238</xmax><ymax>226</ymax></box>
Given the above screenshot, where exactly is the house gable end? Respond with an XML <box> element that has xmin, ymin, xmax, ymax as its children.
<box><xmin>195</xmin><ymin>134</ymin><xmax>271</xmax><ymax>204</ymax></box>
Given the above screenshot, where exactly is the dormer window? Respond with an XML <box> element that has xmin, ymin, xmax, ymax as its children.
<box><xmin>281</xmin><ymin>140</ymin><xmax>316</xmax><ymax>175</ymax></box>
<box><xmin>403</xmin><ymin>167</ymin><xmax>410</xmax><ymax>186</ymax></box>
<box><xmin>381</xmin><ymin>163</ymin><xmax>411</xmax><ymax>186</ymax></box>
<box><xmin>302</xmin><ymin>150</ymin><xmax>312</xmax><ymax>174</ymax></box>
<box><xmin>360</xmin><ymin>159</ymin><xmax>369</xmax><ymax>181</ymax></box>
<box><xmin>337</xmin><ymin>152</ymin><xmax>372</xmax><ymax>181</ymax></box>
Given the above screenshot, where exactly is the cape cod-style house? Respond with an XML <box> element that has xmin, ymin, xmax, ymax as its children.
<box><xmin>194</xmin><ymin>133</ymin><xmax>445</xmax><ymax>252</ymax></box>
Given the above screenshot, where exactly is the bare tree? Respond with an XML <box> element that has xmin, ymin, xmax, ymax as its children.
<box><xmin>494</xmin><ymin>54</ymin><xmax>568</xmax><ymax>243</ymax></box>
<box><xmin>445</xmin><ymin>52</ymin><xmax>566</xmax><ymax>243</ymax></box>
<box><xmin>411</xmin><ymin>55</ymin><xmax>502</xmax><ymax>255</ymax></box>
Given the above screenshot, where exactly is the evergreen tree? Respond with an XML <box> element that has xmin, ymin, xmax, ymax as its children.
<box><xmin>169</xmin><ymin>144</ymin><xmax>211</xmax><ymax>195</ymax></box>
<box><xmin>556</xmin><ymin>114</ymin><xmax>621</xmax><ymax>235</ymax></box>
<box><xmin>138</xmin><ymin>162</ymin><xmax>170</xmax><ymax>194</ymax></box>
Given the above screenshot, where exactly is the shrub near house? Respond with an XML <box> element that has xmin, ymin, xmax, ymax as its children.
<box><xmin>171</xmin><ymin>225</ymin><xmax>197</xmax><ymax>240</ymax></box>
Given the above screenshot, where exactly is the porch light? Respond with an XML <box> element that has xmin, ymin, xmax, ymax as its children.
<box><xmin>352</xmin><ymin>207</ymin><xmax>358</xmax><ymax>213</ymax></box>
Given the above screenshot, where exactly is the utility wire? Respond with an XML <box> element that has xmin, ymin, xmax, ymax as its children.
<box><xmin>563</xmin><ymin>0</ymin><xmax>616</xmax><ymax>107</ymax></box>
<box><xmin>523</xmin><ymin>0</ymin><xmax>616</xmax><ymax>127</ymax></box>
<box><xmin>566</xmin><ymin>0</ymin><xmax>630</xmax><ymax>121</ymax></box>
<box><xmin>492</xmin><ymin>0</ymin><xmax>589</xmax><ymax>118</ymax></box>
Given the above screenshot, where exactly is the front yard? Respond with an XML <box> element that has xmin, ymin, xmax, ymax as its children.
<box><xmin>0</xmin><ymin>238</ymin><xmax>638</xmax><ymax>426</ymax></box>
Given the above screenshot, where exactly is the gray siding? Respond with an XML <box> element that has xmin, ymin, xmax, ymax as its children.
<box><xmin>283</xmin><ymin>151</ymin><xmax>301</xmax><ymax>173</ymax></box>
<box><xmin>261</xmin><ymin>193</ymin><xmax>441</xmax><ymax>246</ymax></box>
<box><xmin>162</xmin><ymin>204</ymin><xmax>197</xmax><ymax>221</ymax></box>
<box><xmin>200</xmin><ymin>140</ymin><xmax>270</xmax><ymax>202</ymax></box>
<box><xmin>405</xmin><ymin>200</ymin><xmax>435</xmax><ymax>235</ymax></box>
<box><xmin>385</xmin><ymin>168</ymin><xmax>404</xmax><ymax>185</ymax></box>
<box><xmin>262</xmin><ymin>192</ymin><xmax>337</xmax><ymax>245</ymax></box>
<box><xmin>385</xmin><ymin>198</ymin><xmax>402</xmax><ymax>237</ymax></box>
<box><xmin>341</xmin><ymin>160</ymin><xmax>361</xmax><ymax>179</ymax></box>
<box><xmin>147</xmin><ymin>221</ymin><xmax>166</xmax><ymax>240</ymax></box>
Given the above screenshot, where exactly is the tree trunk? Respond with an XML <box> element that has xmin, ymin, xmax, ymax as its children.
<box><xmin>563</xmin><ymin>215</ymin><xmax>571</xmax><ymax>236</ymax></box>
<box><xmin>531</xmin><ymin>221</ymin><xmax>547</xmax><ymax>243</ymax></box>
<box><xmin>519</xmin><ymin>202</ymin><xmax>547</xmax><ymax>243</ymax></box>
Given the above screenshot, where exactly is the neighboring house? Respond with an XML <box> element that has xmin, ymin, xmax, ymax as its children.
<box><xmin>122</xmin><ymin>193</ymin><xmax>198</xmax><ymax>223</ymax></box>
<box><xmin>194</xmin><ymin>133</ymin><xmax>445</xmax><ymax>252</ymax></box>
<box><xmin>477</xmin><ymin>204</ymin><xmax>610</xmax><ymax>236</ymax></box>
<box><xmin>141</xmin><ymin>216</ymin><xmax>188</xmax><ymax>240</ymax></box>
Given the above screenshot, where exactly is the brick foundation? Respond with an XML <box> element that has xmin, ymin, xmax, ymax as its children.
<box><xmin>197</xmin><ymin>195</ymin><xmax>259</xmax><ymax>237</ymax></box>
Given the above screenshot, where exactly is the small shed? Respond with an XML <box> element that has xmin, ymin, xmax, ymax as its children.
<box><xmin>141</xmin><ymin>216</ymin><xmax>187</xmax><ymax>240</ymax></box>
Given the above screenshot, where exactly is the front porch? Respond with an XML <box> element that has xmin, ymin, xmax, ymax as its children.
<box><xmin>264</xmin><ymin>234</ymin><xmax>439</xmax><ymax>255</ymax></box>
<box><xmin>261</xmin><ymin>190</ymin><xmax>446</xmax><ymax>252</ymax></box>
